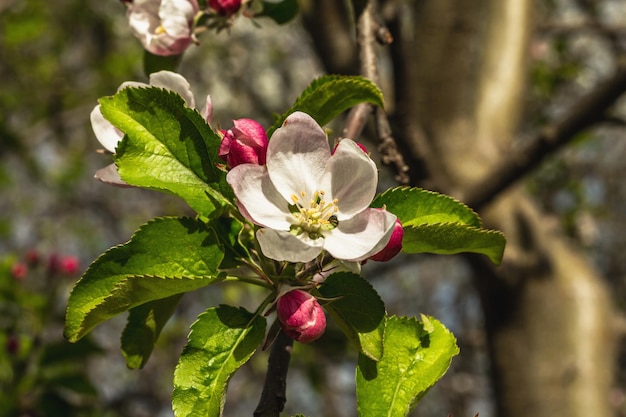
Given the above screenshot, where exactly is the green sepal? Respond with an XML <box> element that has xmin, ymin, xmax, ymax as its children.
<box><xmin>318</xmin><ymin>272</ymin><xmax>386</xmax><ymax>361</ymax></box>
<box><xmin>356</xmin><ymin>315</ymin><xmax>459</xmax><ymax>417</ymax></box>
<box><xmin>172</xmin><ymin>305</ymin><xmax>266</xmax><ymax>417</ymax></box>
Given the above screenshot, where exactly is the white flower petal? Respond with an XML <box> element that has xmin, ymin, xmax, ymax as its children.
<box><xmin>266</xmin><ymin>112</ymin><xmax>331</xmax><ymax>200</ymax></box>
<box><xmin>90</xmin><ymin>105</ymin><xmax>123</xmax><ymax>153</ymax></box>
<box><xmin>321</xmin><ymin>139</ymin><xmax>378</xmax><ymax>220</ymax></box>
<box><xmin>256</xmin><ymin>228</ymin><xmax>324</xmax><ymax>263</ymax></box>
<box><xmin>226</xmin><ymin>163</ymin><xmax>291</xmax><ymax>229</ymax></box>
<box><xmin>149</xmin><ymin>70</ymin><xmax>195</xmax><ymax>108</ymax></box>
<box><xmin>323</xmin><ymin>208</ymin><xmax>397</xmax><ymax>261</ymax></box>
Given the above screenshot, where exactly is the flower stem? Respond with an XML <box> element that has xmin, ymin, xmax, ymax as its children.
<box><xmin>253</xmin><ymin>330</ymin><xmax>294</xmax><ymax>417</ymax></box>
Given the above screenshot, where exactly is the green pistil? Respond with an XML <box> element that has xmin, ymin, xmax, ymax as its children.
<box><xmin>289</xmin><ymin>191</ymin><xmax>339</xmax><ymax>240</ymax></box>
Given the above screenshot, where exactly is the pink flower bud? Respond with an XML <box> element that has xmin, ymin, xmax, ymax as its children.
<box><xmin>209</xmin><ymin>0</ymin><xmax>241</xmax><ymax>16</ymax></box>
<box><xmin>10</xmin><ymin>262</ymin><xmax>27</xmax><ymax>280</ymax></box>
<box><xmin>218</xmin><ymin>118</ymin><xmax>268</xmax><ymax>168</ymax></box>
<box><xmin>276</xmin><ymin>290</ymin><xmax>326</xmax><ymax>343</ymax></box>
<box><xmin>369</xmin><ymin>216</ymin><xmax>403</xmax><ymax>262</ymax></box>
<box><xmin>59</xmin><ymin>256</ymin><xmax>80</xmax><ymax>276</ymax></box>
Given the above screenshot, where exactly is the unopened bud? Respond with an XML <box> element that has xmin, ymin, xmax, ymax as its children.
<box><xmin>209</xmin><ymin>0</ymin><xmax>242</xmax><ymax>16</ymax></box>
<box><xmin>276</xmin><ymin>290</ymin><xmax>326</xmax><ymax>343</ymax></box>
<box><xmin>218</xmin><ymin>118</ymin><xmax>268</xmax><ymax>168</ymax></box>
<box><xmin>369</xmin><ymin>216</ymin><xmax>403</xmax><ymax>262</ymax></box>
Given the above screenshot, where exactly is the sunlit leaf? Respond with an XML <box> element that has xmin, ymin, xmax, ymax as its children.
<box><xmin>65</xmin><ymin>217</ymin><xmax>224</xmax><ymax>342</ymax></box>
<box><xmin>172</xmin><ymin>305</ymin><xmax>266</xmax><ymax>417</ymax></box>
<box><xmin>100</xmin><ymin>87</ymin><xmax>233</xmax><ymax>218</ymax></box>
<box><xmin>356</xmin><ymin>316</ymin><xmax>458</xmax><ymax>417</ymax></box>
<box><xmin>318</xmin><ymin>272</ymin><xmax>386</xmax><ymax>361</ymax></box>
<box><xmin>268</xmin><ymin>75</ymin><xmax>384</xmax><ymax>136</ymax></box>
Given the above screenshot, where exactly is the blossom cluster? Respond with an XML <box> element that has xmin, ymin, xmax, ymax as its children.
<box><xmin>123</xmin><ymin>0</ymin><xmax>245</xmax><ymax>56</ymax></box>
<box><xmin>90</xmin><ymin>70</ymin><xmax>404</xmax><ymax>344</ymax></box>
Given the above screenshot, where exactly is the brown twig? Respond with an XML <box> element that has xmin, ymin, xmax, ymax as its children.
<box><xmin>462</xmin><ymin>62</ymin><xmax>626</xmax><ymax>209</ymax></box>
<box><xmin>253</xmin><ymin>330</ymin><xmax>294</xmax><ymax>417</ymax></box>
<box><xmin>343</xmin><ymin>0</ymin><xmax>410</xmax><ymax>184</ymax></box>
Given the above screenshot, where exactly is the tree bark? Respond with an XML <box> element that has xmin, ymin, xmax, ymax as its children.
<box><xmin>388</xmin><ymin>1</ymin><xmax>617</xmax><ymax>416</ymax></box>
<box><xmin>303</xmin><ymin>1</ymin><xmax>618</xmax><ymax>416</ymax></box>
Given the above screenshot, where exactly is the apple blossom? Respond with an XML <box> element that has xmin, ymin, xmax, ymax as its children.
<box><xmin>276</xmin><ymin>290</ymin><xmax>326</xmax><ymax>343</ymax></box>
<box><xmin>219</xmin><ymin>118</ymin><xmax>268</xmax><ymax>168</ymax></box>
<box><xmin>368</xmin><ymin>215</ymin><xmax>404</xmax><ymax>262</ymax></box>
<box><xmin>126</xmin><ymin>0</ymin><xmax>199</xmax><ymax>56</ymax></box>
<box><xmin>226</xmin><ymin>111</ymin><xmax>397</xmax><ymax>263</ymax></box>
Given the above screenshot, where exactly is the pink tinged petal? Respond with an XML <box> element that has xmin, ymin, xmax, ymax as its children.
<box><xmin>323</xmin><ymin>208</ymin><xmax>397</xmax><ymax>261</ymax></box>
<box><xmin>94</xmin><ymin>163</ymin><xmax>132</xmax><ymax>188</ymax></box>
<box><xmin>90</xmin><ymin>105</ymin><xmax>123</xmax><ymax>153</ymax></box>
<box><xmin>220</xmin><ymin>118</ymin><xmax>268</xmax><ymax>167</ymax></box>
<box><xmin>369</xmin><ymin>216</ymin><xmax>404</xmax><ymax>262</ymax></box>
<box><xmin>266</xmin><ymin>112</ymin><xmax>331</xmax><ymax>200</ymax></box>
<box><xmin>233</xmin><ymin>119</ymin><xmax>268</xmax><ymax>151</ymax></box>
<box><xmin>159</xmin><ymin>0</ymin><xmax>198</xmax><ymax>35</ymax></box>
<box><xmin>226</xmin><ymin>164</ymin><xmax>291</xmax><ymax>229</ymax></box>
<box><xmin>201</xmin><ymin>95</ymin><xmax>213</xmax><ymax>124</ymax></box>
<box><xmin>149</xmin><ymin>70</ymin><xmax>195</xmax><ymax>108</ymax></box>
<box><xmin>320</xmin><ymin>139</ymin><xmax>378</xmax><ymax>220</ymax></box>
<box><xmin>256</xmin><ymin>229</ymin><xmax>324</xmax><ymax>263</ymax></box>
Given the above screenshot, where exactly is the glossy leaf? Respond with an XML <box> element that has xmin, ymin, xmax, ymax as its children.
<box><xmin>100</xmin><ymin>87</ymin><xmax>232</xmax><ymax>218</ymax></box>
<box><xmin>259</xmin><ymin>0</ymin><xmax>299</xmax><ymax>24</ymax></box>
<box><xmin>318</xmin><ymin>272</ymin><xmax>386</xmax><ymax>361</ymax></box>
<box><xmin>268</xmin><ymin>75</ymin><xmax>384</xmax><ymax>136</ymax></box>
<box><xmin>372</xmin><ymin>187</ymin><xmax>506</xmax><ymax>264</ymax></box>
<box><xmin>121</xmin><ymin>294</ymin><xmax>183</xmax><ymax>369</ymax></box>
<box><xmin>371</xmin><ymin>187</ymin><xmax>481</xmax><ymax>228</ymax></box>
<box><xmin>172</xmin><ymin>305</ymin><xmax>266</xmax><ymax>417</ymax></box>
<box><xmin>65</xmin><ymin>217</ymin><xmax>224</xmax><ymax>342</ymax></box>
<box><xmin>403</xmin><ymin>223</ymin><xmax>506</xmax><ymax>265</ymax></box>
<box><xmin>356</xmin><ymin>315</ymin><xmax>458</xmax><ymax>417</ymax></box>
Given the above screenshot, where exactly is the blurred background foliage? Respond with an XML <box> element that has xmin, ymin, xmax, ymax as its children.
<box><xmin>0</xmin><ymin>0</ymin><xmax>625</xmax><ymax>416</ymax></box>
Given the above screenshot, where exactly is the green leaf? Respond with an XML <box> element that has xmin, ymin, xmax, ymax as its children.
<box><xmin>356</xmin><ymin>315</ymin><xmax>458</xmax><ymax>417</ymax></box>
<box><xmin>371</xmin><ymin>187</ymin><xmax>481</xmax><ymax>228</ymax></box>
<box><xmin>64</xmin><ymin>217</ymin><xmax>224</xmax><ymax>342</ymax></box>
<box><xmin>121</xmin><ymin>294</ymin><xmax>183</xmax><ymax>369</ymax></box>
<box><xmin>403</xmin><ymin>223</ymin><xmax>506</xmax><ymax>265</ymax></box>
<box><xmin>318</xmin><ymin>272</ymin><xmax>386</xmax><ymax>361</ymax></box>
<box><xmin>268</xmin><ymin>75</ymin><xmax>384</xmax><ymax>136</ymax></box>
<box><xmin>100</xmin><ymin>87</ymin><xmax>233</xmax><ymax>218</ymax></box>
<box><xmin>172</xmin><ymin>305</ymin><xmax>266</xmax><ymax>417</ymax></box>
<box><xmin>372</xmin><ymin>187</ymin><xmax>506</xmax><ymax>264</ymax></box>
<box><xmin>258</xmin><ymin>0</ymin><xmax>299</xmax><ymax>24</ymax></box>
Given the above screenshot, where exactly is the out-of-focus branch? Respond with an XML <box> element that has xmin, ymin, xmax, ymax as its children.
<box><xmin>462</xmin><ymin>62</ymin><xmax>626</xmax><ymax>209</ymax></box>
<box><xmin>342</xmin><ymin>1</ymin><xmax>410</xmax><ymax>184</ymax></box>
<box><xmin>253</xmin><ymin>331</ymin><xmax>293</xmax><ymax>417</ymax></box>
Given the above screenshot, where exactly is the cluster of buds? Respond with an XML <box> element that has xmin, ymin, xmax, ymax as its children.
<box><xmin>9</xmin><ymin>249</ymin><xmax>80</xmax><ymax>280</ymax></box>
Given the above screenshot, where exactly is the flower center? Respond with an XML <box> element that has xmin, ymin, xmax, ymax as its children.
<box><xmin>289</xmin><ymin>190</ymin><xmax>339</xmax><ymax>240</ymax></box>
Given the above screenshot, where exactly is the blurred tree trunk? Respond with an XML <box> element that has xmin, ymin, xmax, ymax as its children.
<box><xmin>303</xmin><ymin>1</ymin><xmax>617</xmax><ymax>416</ymax></box>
